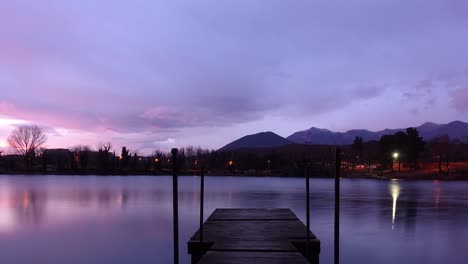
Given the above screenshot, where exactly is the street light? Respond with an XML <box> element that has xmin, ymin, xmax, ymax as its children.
<box><xmin>393</xmin><ymin>152</ymin><xmax>399</xmax><ymax>159</ymax></box>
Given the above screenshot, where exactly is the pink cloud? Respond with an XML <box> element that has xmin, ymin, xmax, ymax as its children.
<box><xmin>0</xmin><ymin>101</ymin><xmax>15</xmax><ymax>112</ymax></box>
<box><xmin>452</xmin><ymin>87</ymin><xmax>468</xmax><ymax>112</ymax></box>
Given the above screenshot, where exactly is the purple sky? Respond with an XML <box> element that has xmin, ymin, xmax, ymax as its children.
<box><xmin>1</xmin><ymin>0</ymin><xmax>468</xmax><ymax>153</ymax></box>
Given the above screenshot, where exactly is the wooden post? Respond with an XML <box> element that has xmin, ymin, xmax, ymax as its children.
<box><xmin>199</xmin><ymin>166</ymin><xmax>205</xmax><ymax>242</ymax></box>
<box><xmin>171</xmin><ymin>148</ymin><xmax>179</xmax><ymax>264</ymax></box>
<box><xmin>305</xmin><ymin>164</ymin><xmax>310</xmax><ymax>261</ymax></box>
<box><xmin>335</xmin><ymin>147</ymin><xmax>341</xmax><ymax>264</ymax></box>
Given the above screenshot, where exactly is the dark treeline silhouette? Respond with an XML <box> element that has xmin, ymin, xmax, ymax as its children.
<box><xmin>2</xmin><ymin>126</ymin><xmax>468</xmax><ymax>177</ymax></box>
<box><xmin>342</xmin><ymin>128</ymin><xmax>468</xmax><ymax>177</ymax></box>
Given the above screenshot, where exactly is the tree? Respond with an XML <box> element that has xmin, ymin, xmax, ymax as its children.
<box><xmin>405</xmin><ymin>128</ymin><xmax>425</xmax><ymax>169</ymax></box>
<box><xmin>120</xmin><ymin>147</ymin><xmax>130</xmax><ymax>170</ymax></box>
<box><xmin>131</xmin><ymin>153</ymin><xmax>138</xmax><ymax>171</ymax></box>
<box><xmin>393</xmin><ymin>131</ymin><xmax>407</xmax><ymax>172</ymax></box>
<box><xmin>430</xmin><ymin>135</ymin><xmax>450</xmax><ymax>174</ymax></box>
<box><xmin>98</xmin><ymin>142</ymin><xmax>112</xmax><ymax>152</ymax></box>
<box><xmin>379</xmin><ymin>134</ymin><xmax>395</xmax><ymax>170</ymax></box>
<box><xmin>152</xmin><ymin>150</ymin><xmax>164</xmax><ymax>171</ymax></box>
<box><xmin>378</xmin><ymin>129</ymin><xmax>425</xmax><ymax>171</ymax></box>
<box><xmin>352</xmin><ymin>136</ymin><xmax>363</xmax><ymax>170</ymax></box>
<box><xmin>97</xmin><ymin>142</ymin><xmax>112</xmax><ymax>174</ymax></box>
<box><xmin>7</xmin><ymin>125</ymin><xmax>47</xmax><ymax>169</ymax></box>
<box><xmin>71</xmin><ymin>145</ymin><xmax>92</xmax><ymax>171</ymax></box>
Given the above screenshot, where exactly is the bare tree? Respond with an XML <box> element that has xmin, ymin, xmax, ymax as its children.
<box><xmin>7</xmin><ymin>125</ymin><xmax>47</xmax><ymax>169</ymax></box>
<box><xmin>71</xmin><ymin>145</ymin><xmax>92</xmax><ymax>152</ymax></box>
<box><xmin>97</xmin><ymin>142</ymin><xmax>112</xmax><ymax>174</ymax></box>
<box><xmin>98</xmin><ymin>142</ymin><xmax>112</xmax><ymax>152</ymax></box>
<box><xmin>7</xmin><ymin>125</ymin><xmax>47</xmax><ymax>156</ymax></box>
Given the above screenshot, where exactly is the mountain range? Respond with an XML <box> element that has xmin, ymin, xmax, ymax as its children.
<box><xmin>288</xmin><ymin>121</ymin><xmax>468</xmax><ymax>144</ymax></box>
<box><xmin>219</xmin><ymin>121</ymin><xmax>468</xmax><ymax>151</ymax></box>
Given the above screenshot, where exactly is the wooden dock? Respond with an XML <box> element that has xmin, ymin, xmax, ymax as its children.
<box><xmin>188</xmin><ymin>208</ymin><xmax>320</xmax><ymax>264</ymax></box>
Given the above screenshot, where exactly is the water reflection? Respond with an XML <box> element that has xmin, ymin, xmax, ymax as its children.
<box><xmin>0</xmin><ymin>176</ymin><xmax>467</xmax><ymax>264</ymax></box>
<box><xmin>434</xmin><ymin>180</ymin><xmax>441</xmax><ymax>209</ymax></box>
<box><xmin>389</xmin><ymin>180</ymin><xmax>400</xmax><ymax>229</ymax></box>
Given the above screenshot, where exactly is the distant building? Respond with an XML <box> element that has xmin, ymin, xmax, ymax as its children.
<box><xmin>43</xmin><ymin>149</ymin><xmax>72</xmax><ymax>172</ymax></box>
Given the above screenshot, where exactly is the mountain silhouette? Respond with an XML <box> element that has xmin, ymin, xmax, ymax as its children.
<box><xmin>218</xmin><ymin>132</ymin><xmax>293</xmax><ymax>151</ymax></box>
<box><xmin>287</xmin><ymin>121</ymin><xmax>468</xmax><ymax>144</ymax></box>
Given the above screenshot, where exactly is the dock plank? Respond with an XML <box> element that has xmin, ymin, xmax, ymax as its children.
<box><xmin>197</xmin><ymin>252</ymin><xmax>309</xmax><ymax>264</ymax></box>
<box><xmin>208</xmin><ymin>208</ymin><xmax>298</xmax><ymax>221</ymax></box>
<box><xmin>191</xmin><ymin>220</ymin><xmax>316</xmax><ymax>241</ymax></box>
<box><xmin>188</xmin><ymin>208</ymin><xmax>320</xmax><ymax>264</ymax></box>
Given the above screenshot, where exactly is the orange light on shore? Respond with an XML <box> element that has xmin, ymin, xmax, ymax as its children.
<box><xmin>228</xmin><ymin>160</ymin><xmax>233</xmax><ymax>166</ymax></box>
<box><xmin>155</xmin><ymin>158</ymin><xmax>159</xmax><ymax>163</ymax></box>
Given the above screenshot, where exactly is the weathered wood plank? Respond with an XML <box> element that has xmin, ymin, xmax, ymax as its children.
<box><xmin>190</xmin><ymin>220</ymin><xmax>316</xmax><ymax>241</ymax></box>
<box><xmin>197</xmin><ymin>252</ymin><xmax>310</xmax><ymax>264</ymax></box>
<box><xmin>188</xmin><ymin>208</ymin><xmax>320</xmax><ymax>264</ymax></box>
<box><xmin>208</xmin><ymin>208</ymin><xmax>298</xmax><ymax>221</ymax></box>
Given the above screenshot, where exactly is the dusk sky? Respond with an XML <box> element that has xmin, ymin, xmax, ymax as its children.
<box><xmin>1</xmin><ymin>0</ymin><xmax>468</xmax><ymax>153</ymax></box>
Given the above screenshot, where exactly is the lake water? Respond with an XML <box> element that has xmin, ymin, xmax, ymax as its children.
<box><xmin>0</xmin><ymin>175</ymin><xmax>467</xmax><ymax>264</ymax></box>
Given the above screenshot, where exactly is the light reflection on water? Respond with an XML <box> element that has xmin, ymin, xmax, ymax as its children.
<box><xmin>0</xmin><ymin>175</ymin><xmax>467</xmax><ymax>264</ymax></box>
<box><xmin>390</xmin><ymin>180</ymin><xmax>400</xmax><ymax>229</ymax></box>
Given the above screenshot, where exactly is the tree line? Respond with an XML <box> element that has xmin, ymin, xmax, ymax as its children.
<box><xmin>1</xmin><ymin>124</ymin><xmax>468</xmax><ymax>176</ymax></box>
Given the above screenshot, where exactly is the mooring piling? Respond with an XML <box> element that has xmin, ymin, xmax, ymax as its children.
<box><xmin>171</xmin><ymin>148</ymin><xmax>179</xmax><ymax>264</ymax></box>
<box><xmin>199</xmin><ymin>166</ymin><xmax>205</xmax><ymax>243</ymax></box>
<box><xmin>335</xmin><ymin>147</ymin><xmax>341</xmax><ymax>264</ymax></box>
<box><xmin>305</xmin><ymin>164</ymin><xmax>310</xmax><ymax>261</ymax></box>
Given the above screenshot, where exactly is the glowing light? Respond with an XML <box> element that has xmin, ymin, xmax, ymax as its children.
<box><xmin>390</xmin><ymin>181</ymin><xmax>400</xmax><ymax>229</ymax></box>
<box><xmin>228</xmin><ymin>160</ymin><xmax>233</xmax><ymax>166</ymax></box>
<box><xmin>155</xmin><ymin>158</ymin><xmax>159</xmax><ymax>163</ymax></box>
<box><xmin>23</xmin><ymin>191</ymin><xmax>30</xmax><ymax>209</ymax></box>
<box><xmin>393</xmin><ymin>152</ymin><xmax>399</xmax><ymax>159</ymax></box>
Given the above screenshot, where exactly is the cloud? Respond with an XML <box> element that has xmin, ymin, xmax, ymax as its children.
<box><xmin>452</xmin><ymin>87</ymin><xmax>468</xmax><ymax>112</ymax></box>
<box><xmin>0</xmin><ymin>101</ymin><xmax>14</xmax><ymax>112</ymax></box>
<box><xmin>1</xmin><ymin>0</ymin><xmax>468</xmax><ymax>150</ymax></box>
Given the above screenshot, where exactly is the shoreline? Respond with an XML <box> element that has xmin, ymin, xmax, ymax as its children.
<box><xmin>343</xmin><ymin>170</ymin><xmax>468</xmax><ymax>181</ymax></box>
<box><xmin>1</xmin><ymin>170</ymin><xmax>467</xmax><ymax>181</ymax></box>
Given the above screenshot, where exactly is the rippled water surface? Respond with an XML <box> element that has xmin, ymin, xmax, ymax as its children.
<box><xmin>0</xmin><ymin>175</ymin><xmax>467</xmax><ymax>264</ymax></box>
